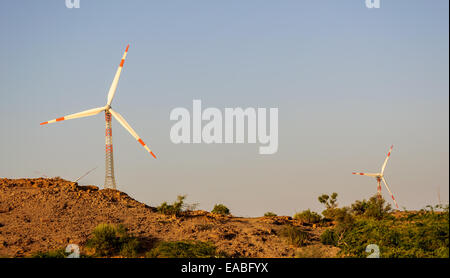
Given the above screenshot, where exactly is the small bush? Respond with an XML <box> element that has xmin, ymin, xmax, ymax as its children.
<box><xmin>363</xmin><ymin>196</ymin><xmax>392</xmax><ymax>220</ymax></box>
<box><xmin>146</xmin><ymin>241</ymin><xmax>219</xmax><ymax>258</ymax></box>
<box><xmin>212</xmin><ymin>204</ymin><xmax>230</xmax><ymax>215</ymax></box>
<box><xmin>320</xmin><ymin>229</ymin><xmax>337</xmax><ymax>246</ymax></box>
<box><xmin>351</xmin><ymin>195</ymin><xmax>392</xmax><ymax>220</ymax></box>
<box><xmin>31</xmin><ymin>248</ymin><xmax>91</xmax><ymax>258</ymax></box>
<box><xmin>279</xmin><ymin>225</ymin><xmax>309</xmax><ymax>247</ymax></box>
<box><xmin>264</xmin><ymin>212</ymin><xmax>277</xmax><ymax>217</ymax></box>
<box><xmin>86</xmin><ymin>223</ymin><xmax>140</xmax><ymax>257</ymax></box>
<box><xmin>351</xmin><ymin>199</ymin><xmax>369</xmax><ymax>216</ymax></box>
<box><xmin>120</xmin><ymin>237</ymin><xmax>141</xmax><ymax>257</ymax></box>
<box><xmin>333</xmin><ymin>207</ymin><xmax>354</xmax><ymax>225</ymax></box>
<box><xmin>319</xmin><ymin>193</ymin><xmax>341</xmax><ymax>220</ymax></box>
<box><xmin>31</xmin><ymin>248</ymin><xmax>68</xmax><ymax>258</ymax></box>
<box><xmin>157</xmin><ymin>195</ymin><xmax>186</xmax><ymax>216</ymax></box>
<box><xmin>294</xmin><ymin>209</ymin><xmax>322</xmax><ymax>224</ymax></box>
<box><xmin>318</xmin><ymin>193</ymin><xmax>338</xmax><ymax>209</ymax></box>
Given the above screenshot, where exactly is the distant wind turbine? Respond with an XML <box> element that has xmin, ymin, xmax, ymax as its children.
<box><xmin>352</xmin><ymin>145</ymin><xmax>399</xmax><ymax>208</ymax></box>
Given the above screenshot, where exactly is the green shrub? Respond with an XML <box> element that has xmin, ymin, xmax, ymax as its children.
<box><xmin>319</xmin><ymin>193</ymin><xmax>341</xmax><ymax>220</ymax></box>
<box><xmin>31</xmin><ymin>248</ymin><xmax>91</xmax><ymax>258</ymax></box>
<box><xmin>264</xmin><ymin>212</ymin><xmax>277</xmax><ymax>217</ymax></box>
<box><xmin>330</xmin><ymin>210</ymin><xmax>449</xmax><ymax>258</ymax></box>
<box><xmin>120</xmin><ymin>237</ymin><xmax>141</xmax><ymax>257</ymax></box>
<box><xmin>294</xmin><ymin>209</ymin><xmax>322</xmax><ymax>224</ymax></box>
<box><xmin>318</xmin><ymin>193</ymin><xmax>338</xmax><ymax>209</ymax></box>
<box><xmin>212</xmin><ymin>204</ymin><xmax>230</xmax><ymax>215</ymax></box>
<box><xmin>316</xmin><ymin>192</ymin><xmax>449</xmax><ymax>258</ymax></box>
<box><xmin>146</xmin><ymin>241</ymin><xmax>219</xmax><ymax>258</ymax></box>
<box><xmin>279</xmin><ymin>225</ymin><xmax>309</xmax><ymax>247</ymax></box>
<box><xmin>320</xmin><ymin>229</ymin><xmax>337</xmax><ymax>246</ymax></box>
<box><xmin>86</xmin><ymin>223</ymin><xmax>140</xmax><ymax>257</ymax></box>
<box><xmin>351</xmin><ymin>195</ymin><xmax>392</xmax><ymax>220</ymax></box>
<box><xmin>157</xmin><ymin>195</ymin><xmax>186</xmax><ymax>216</ymax></box>
<box><xmin>31</xmin><ymin>248</ymin><xmax>68</xmax><ymax>258</ymax></box>
<box><xmin>351</xmin><ymin>199</ymin><xmax>369</xmax><ymax>216</ymax></box>
<box><xmin>333</xmin><ymin>207</ymin><xmax>354</xmax><ymax>225</ymax></box>
<box><xmin>363</xmin><ymin>196</ymin><xmax>392</xmax><ymax>220</ymax></box>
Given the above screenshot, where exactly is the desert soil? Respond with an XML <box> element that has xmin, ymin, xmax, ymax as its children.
<box><xmin>0</xmin><ymin>178</ymin><xmax>339</xmax><ymax>258</ymax></box>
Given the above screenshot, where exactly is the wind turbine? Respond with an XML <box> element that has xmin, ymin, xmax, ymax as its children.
<box><xmin>352</xmin><ymin>145</ymin><xmax>398</xmax><ymax>208</ymax></box>
<box><xmin>40</xmin><ymin>45</ymin><xmax>156</xmax><ymax>189</ymax></box>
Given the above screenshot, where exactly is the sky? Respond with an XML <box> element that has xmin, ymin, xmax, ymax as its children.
<box><xmin>0</xmin><ymin>0</ymin><xmax>448</xmax><ymax>216</ymax></box>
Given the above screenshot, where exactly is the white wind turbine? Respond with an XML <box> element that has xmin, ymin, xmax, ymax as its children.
<box><xmin>40</xmin><ymin>45</ymin><xmax>156</xmax><ymax>189</ymax></box>
<box><xmin>352</xmin><ymin>145</ymin><xmax>399</xmax><ymax>208</ymax></box>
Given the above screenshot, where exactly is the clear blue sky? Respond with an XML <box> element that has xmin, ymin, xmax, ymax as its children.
<box><xmin>0</xmin><ymin>0</ymin><xmax>448</xmax><ymax>216</ymax></box>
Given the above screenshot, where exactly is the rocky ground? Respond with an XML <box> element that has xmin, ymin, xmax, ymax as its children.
<box><xmin>0</xmin><ymin>178</ymin><xmax>339</xmax><ymax>258</ymax></box>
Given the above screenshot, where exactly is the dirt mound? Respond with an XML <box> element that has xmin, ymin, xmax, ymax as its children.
<box><xmin>0</xmin><ymin>178</ymin><xmax>338</xmax><ymax>258</ymax></box>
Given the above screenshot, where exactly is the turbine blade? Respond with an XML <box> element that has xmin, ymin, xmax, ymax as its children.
<box><xmin>381</xmin><ymin>177</ymin><xmax>399</xmax><ymax>209</ymax></box>
<box><xmin>40</xmin><ymin>106</ymin><xmax>105</xmax><ymax>125</ymax></box>
<box><xmin>109</xmin><ymin>108</ymin><xmax>157</xmax><ymax>159</ymax></box>
<box><xmin>106</xmin><ymin>44</ymin><xmax>130</xmax><ymax>106</ymax></box>
<box><xmin>74</xmin><ymin>166</ymin><xmax>98</xmax><ymax>183</ymax></box>
<box><xmin>381</xmin><ymin>145</ymin><xmax>393</xmax><ymax>174</ymax></box>
<box><xmin>352</xmin><ymin>172</ymin><xmax>379</xmax><ymax>177</ymax></box>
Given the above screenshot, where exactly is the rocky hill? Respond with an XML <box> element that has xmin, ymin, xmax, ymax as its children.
<box><xmin>0</xmin><ymin>178</ymin><xmax>338</xmax><ymax>258</ymax></box>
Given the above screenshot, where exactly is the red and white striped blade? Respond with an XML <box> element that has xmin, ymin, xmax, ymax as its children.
<box><xmin>106</xmin><ymin>45</ymin><xmax>129</xmax><ymax>106</ymax></box>
<box><xmin>109</xmin><ymin>108</ymin><xmax>157</xmax><ymax>159</ymax></box>
<box><xmin>40</xmin><ymin>106</ymin><xmax>105</xmax><ymax>125</ymax></box>
<box><xmin>381</xmin><ymin>177</ymin><xmax>399</xmax><ymax>208</ymax></box>
<box><xmin>381</xmin><ymin>145</ymin><xmax>394</xmax><ymax>174</ymax></box>
<box><xmin>352</xmin><ymin>172</ymin><xmax>379</xmax><ymax>177</ymax></box>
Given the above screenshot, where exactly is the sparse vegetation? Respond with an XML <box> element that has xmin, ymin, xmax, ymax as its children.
<box><xmin>86</xmin><ymin>223</ymin><xmax>141</xmax><ymax>257</ymax></box>
<box><xmin>279</xmin><ymin>225</ymin><xmax>309</xmax><ymax>247</ymax></box>
<box><xmin>317</xmin><ymin>192</ymin><xmax>449</xmax><ymax>258</ymax></box>
<box><xmin>157</xmin><ymin>195</ymin><xmax>187</xmax><ymax>216</ymax></box>
<box><xmin>351</xmin><ymin>196</ymin><xmax>392</xmax><ymax>220</ymax></box>
<box><xmin>294</xmin><ymin>209</ymin><xmax>322</xmax><ymax>224</ymax></box>
<box><xmin>1</xmin><ymin>178</ymin><xmax>448</xmax><ymax>258</ymax></box>
<box><xmin>119</xmin><ymin>237</ymin><xmax>141</xmax><ymax>257</ymax></box>
<box><xmin>31</xmin><ymin>248</ymin><xmax>69</xmax><ymax>258</ymax></box>
<box><xmin>318</xmin><ymin>192</ymin><xmax>339</xmax><ymax>220</ymax></box>
<box><xmin>320</xmin><ymin>228</ymin><xmax>337</xmax><ymax>246</ymax></box>
<box><xmin>31</xmin><ymin>248</ymin><xmax>91</xmax><ymax>258</ymax></box>
<box><xmin>146</xmin><ymin>240</ymin><xmax>222</xmax><ymax>258</ymax></box>
<box><xmin>264</xmin><ymin>212</ymin><xmax>277</xmax><ymax>217</ymax></box>
<box><xmin>318</xmin><ymin>192</ymin><xmax>338</xmax><ymax>209</ymax></box>
<box><xmin>156</xmin><ymin>195</ymin><xmax>199</xmax><ymax>216</ymax></box>
<box><xmin>212</xmin><ymin>204</ymin><xmax>230</xmax><ymax>215</ymax></box>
